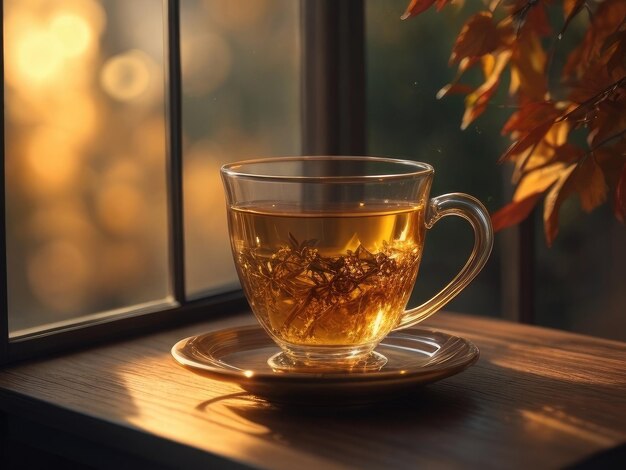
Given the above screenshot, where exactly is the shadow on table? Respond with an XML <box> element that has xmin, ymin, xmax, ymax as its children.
<box><xmin>193</xmin><ymin>358</ymin><xmax>626</xmax><ymax>468</ymax></box>
<box><xmin>195</xmin><ymin>384</ymin><xmax>478</xmax><ymax>466</ymax></box>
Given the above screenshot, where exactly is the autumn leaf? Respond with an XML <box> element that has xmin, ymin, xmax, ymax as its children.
<box><xmin>401</xmin><ymin>0</ymin><xmax>451</xmax><ymax>20</ymax></box>
<box><xmin>436</xmin><ymin>82</ymin><xmax>474</xmax><ymax>98</ymax></box>
<box><xmin>543</xmin><ymin>163</ymin><xmax>577</xmax><ymax>246</ymax></box>
<box><xmin>543</xmin><ymin>156</ymin><xmax>608</xmax><ymax>244</ymax></box>
<box><xmin>491</xmin><ymin>193</ymin><xmax>542</xmax><ymax>232</ymax></box>
<box><xmin>560</xmin><ymin>0</ymin><xmax>587</xmax><ymax>38</ymax></box>
<box><xmin>510</xmin><ymin>32</ymin><xmax>548</xmax><ymax>100</ymax></box>
<box><xmin>564</xmin><ymin>1</ymin><xmax>626</xmax><ymax>79</ymax></box>
<box><xmin>502</xmin><ymin>101</ymin><xmax>560</xmax><ymax>135</ymax></box>
<box><xmin>500</xmin><ymin>119</ymin><xmax>555</xmax><ymax>162</ymax></box>
<box><xmin>450</xmin><ymin>12</ymin><xmax>502</xmax><ymax>63</ymax></box>
<box><xmin>461</xmin><ymin>51</ymin><xmax>512</xmax><ymax>129</ymax></box>
<box><xmin>512</xmin><ymin>125</ymin><xmax>574</xmax><ymax>180</ymax></box>
<box><xmin>575</xmin><ymin>156</ymin><xmax>608</xmax><ymax>212</ymax></box>
<box><xmin>513</xmin><ymin>162</ymin><xmax>571</xmax><ymax>201</ymax></box>
<box><xmin>403</xmin><ymin>0</ymin><xmax>626</xmax><ymax>243</ymax></box>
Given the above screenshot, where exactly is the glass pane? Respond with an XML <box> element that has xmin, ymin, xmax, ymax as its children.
<box><xmin>4</xmin><ymin>0</ymin><xmax>170</xmax><ymax>335</ymax></box>
<box><xmin>535</xmin><ymin>207</ymin><xmax>626</xmax><ymax>342</ymax></box>
<box><xmin>366</xmin><ymin>1</ymin><xmax>505</xmax><ymax>317</ymax></box>
<box><xmin>181</xmin><ymin>0</ymin><xmax>300</xmax><ymax>297</ymax></box>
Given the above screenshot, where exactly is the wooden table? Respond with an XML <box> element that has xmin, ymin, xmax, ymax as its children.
<box><xmin>1</xmin><ymin>311</ymin><xmax>625</xmax><ymax>469</ymax></box>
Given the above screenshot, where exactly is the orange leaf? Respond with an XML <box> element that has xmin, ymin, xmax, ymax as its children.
<box><xmin>563</xmin><ymin>0</ymin><xmax>583</xmax><ymax>17</ymax></box>
<box><xmin>560</xmin><ymin>0</ymin><xmax>586</xmax><ymax>38</ymax></box>
<box><xmin>491</xmin><ymin>194</ymin><xmax>541</xmax><ymax>232</ymax></box>
<box><xmin>401</xmin><ymin>0</ymin><xmax>452</xmax><ymax>19</ymax></box>
<box><xmin>543</xmin><ymin>164</ymin><xmax>577</xmax><ymax>246</ymax></box>
<box><xmin>461</xmin><ymin>51</ymin><xmax>511</xmax><ymax>129</ymax></box>
<box><xmin>502</xmin><ymin>101</ymin><xmax>560</xmax><ymax>135</ymax></box>
<box><xmin>564</xmin><ymin>1</ymin><xmax>626</xmax><ymax>79</ymax></box>
<box><xmin>520</xmin><ymin>3</ymin><xmax>552</xmax><ymax>37</ymax></box>
<box><xmin>450</xmin><ymin>12</ymin><xmax>501</xmax><ymax>64</ymax></box>
<box><xmin>510</xmin><ymin>33</ymin><xmax>547</xmax><ymax>100</ymax></box>
<box><xmin>500</xmin><ymin>120</ymin><xmax>554</xmax><ymax>162</ymax></box>
<box><xmin>575</xmin><ymin>156</ymin><xmax>608</xmax><ymax>212</ymax></box>
<box><xmin>615</xmin><ymin>163</ymin><xmax>626</xmax><ymax>223</ymax></box>
<box><xmin>436</xmin><ymin>82</ymin><xmax>474</xmax><ymax>99</ymax></box>
<box><xmin>513</xmin><ymin>163</ymin><xmax>570</xmax><ymax>202</ymax></box>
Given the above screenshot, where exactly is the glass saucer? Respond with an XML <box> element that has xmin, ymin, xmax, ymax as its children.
<box><xmin>171</xmin><ymin>325</ymin><xmax>479</xmax><ymax>406</ymax></box>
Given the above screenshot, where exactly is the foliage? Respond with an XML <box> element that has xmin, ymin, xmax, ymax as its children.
<box><xmin>403</xmin><ymin>0</ymin><xmax>626</xmax><ymax>245</ymax></box>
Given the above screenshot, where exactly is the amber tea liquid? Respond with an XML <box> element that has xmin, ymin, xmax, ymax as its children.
<box><xmin>228</xmin><ymin>202</ymin><xmax>425</xmax><ymax>348</ymax></box>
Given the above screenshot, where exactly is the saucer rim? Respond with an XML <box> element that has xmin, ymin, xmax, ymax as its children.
<box><xmin>171</xmin><ymin>325</ymin><xmax>479</xmax><ymax>385</ymax></box>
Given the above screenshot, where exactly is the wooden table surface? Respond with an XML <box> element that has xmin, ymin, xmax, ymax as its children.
<box><xmin>0</xmin><ymin>311</ymin><xmax>625</xmax><ymax>469</ymax></box>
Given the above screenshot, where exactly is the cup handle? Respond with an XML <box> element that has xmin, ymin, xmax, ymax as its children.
<box><xmin>395</xmin><ymin>193</ymin><xmax>494</xmax><ymax>330</ymax></box>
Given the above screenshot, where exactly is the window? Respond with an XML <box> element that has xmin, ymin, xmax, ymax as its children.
<box><xmin>180</xmin><ymin>0</ymin><xmax>300</xmax><ymax>298</ymax></box>
<box><xmin>2</xmin><ymin>0</ymin><xmax>624</xmax><ymax>363</ymax></box>
<box><xmin>5</xmin><ymin>0</ymin><xmax>171</xmax><ymax>336</ymax></box>
<box><xmin>1</xmin><ymin>0</ymin><xmax>300</xmax><ymax>361</ymax></box>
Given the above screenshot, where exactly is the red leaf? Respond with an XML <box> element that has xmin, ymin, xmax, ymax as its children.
<box><xmin>500</xmin><ymin>120</ymin><xmax>555</xmax><ymax>162</ymax></box>
<box><xmin>436</xmin><ymin>82</ymin><xmax>474</xmax><ymax>99</ymax></box>
<box><xmin>574</xmin><ymin>156</ymin><xmax>608</xmax><ymax>212</ymax></box>
<box><xmin>523</xmin><ymin>3</ymin><xmax>552</xmax><ymax>37</ymax></box>
<box><xmin>502</xmin><ymin>101</ymin><xmax>560</xmax><ymax>135</ymax></box>
<box><xmin>564</xmin><ymin>1</ymin><xmax>626</xmax><ymax>79</ymax></box>
<box><xmin>491</xmin><ymin>193</ymin><xmax>541</xmax><ymax>232</ymax></box>
<box><xmin>450</xmin><ymin>12</ymin><xmax>502</xmax><ymax>64</ymax></box>
<box><xmin>401</xmin><ymin>0</ymin><xmax>452</xmax><ymax>19</ymax></box>
<box><xmin>401</xmin><ymin>0</ymin><xmax>436</xmax><ymax>20</ymax></box>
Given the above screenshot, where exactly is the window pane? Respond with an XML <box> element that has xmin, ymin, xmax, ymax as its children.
<box><xmin>535</xmin><ymin>208</ymin><xmax>626</xmax><ymax>342</ymax></box>
<box><xmin>181</xmin><ymin>0</ymin><xmax>300</xmax><ymax>298</ymax></box>
<box><xmin>4</xmin><ymin>0</ymin><xmax>170</xmax><ymax>335</ymax></box>
<box><xmin>366</xmin><ymin>1</ymin><xmax>505</xmax><ymax>317</ymax></box>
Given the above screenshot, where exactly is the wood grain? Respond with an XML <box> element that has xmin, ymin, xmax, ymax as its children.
<box><xmin>0</xmin><ymin>311</ymin><xmax>625</xmax><ymax>469</ymax></box>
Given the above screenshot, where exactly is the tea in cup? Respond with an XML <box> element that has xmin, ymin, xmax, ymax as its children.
<box><xmin>221</xmin><ymin>157</ymin><xmax>492</xmax><ymax>371</ymax></box>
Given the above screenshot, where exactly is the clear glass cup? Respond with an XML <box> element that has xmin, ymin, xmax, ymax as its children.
<box><xmin>221</xmin><ymin>156</ymin><xmax>493</xmax><ymax>371</ymax></box>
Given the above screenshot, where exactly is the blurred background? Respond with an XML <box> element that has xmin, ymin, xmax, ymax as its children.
<box><xmin>4</xmin><ymin>0</ymin><xmax>625</xmax><ymax>340</ymax></box>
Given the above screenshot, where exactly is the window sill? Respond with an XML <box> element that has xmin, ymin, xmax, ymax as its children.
<box><xmin>1</xmin><ymin>311</ymin><xmax>625</xmax><ymax>468</ymax></box>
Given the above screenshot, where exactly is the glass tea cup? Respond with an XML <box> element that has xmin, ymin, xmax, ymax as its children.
<box><xmin>221</xmin><ymin>156</ymin><xmax>493</xmax><ymax>372</ymax></box>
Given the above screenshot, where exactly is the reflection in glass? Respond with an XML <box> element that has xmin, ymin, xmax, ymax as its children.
<box><xmin>181</xmin><ymin>0</ymin><xmax>300</xmax><ymax>297</ymax></box>
<box><xmin>5</xmin><ymin>0</ymin><xmax>169</xmax><ymax>334</ymax></box>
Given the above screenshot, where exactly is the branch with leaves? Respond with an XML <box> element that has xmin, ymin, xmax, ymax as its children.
<box><xmin>403</xmin><ymin>0</ymin><xmax>626</xmax><ymax>245</ymax></box>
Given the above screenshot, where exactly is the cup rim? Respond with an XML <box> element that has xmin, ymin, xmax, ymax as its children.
<box><xmin>220</xmin><ymin>156</ymin><xmax>434</xmax><ymax>183</ymax></box>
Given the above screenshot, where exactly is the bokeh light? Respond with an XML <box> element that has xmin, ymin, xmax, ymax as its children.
<box><xmin>100</xmin><ymin>50</ymin><xmax>153</xmax><ymax>102</ymax></box>
<box><xmin>49</xmin><ymin>12</ymin><xmax>92</xmax><ymax>58</ymax></box>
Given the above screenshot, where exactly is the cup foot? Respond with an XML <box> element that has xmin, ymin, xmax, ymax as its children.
<box><xmin>268</xmin><ymin>350</ymin><xmax>388</xmax><ymax>373</ymax></box>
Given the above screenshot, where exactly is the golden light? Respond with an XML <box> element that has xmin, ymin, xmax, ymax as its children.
<box><xmin>44</xmin><ymin>93</ymin><xmax>99</xmax><ymax>143</ymax></box>
<box><xmin>58</xmin><ymin>0</ymin><xmax>108</xmax><ymax>36</ymax></box>
<box><xmin>95</xmin><ymin>183</ymin><xmax>145</xmax><ymax>236</ymax></box>
<box><xmin>49</xmin><ymin>12</ymin><xmax>93</xmax><ymax>58</ymax></box>
<box><xmin>28</xmin><ymin>205</ymin><xmax>94</xmax><ymax>240</ymax></box>
<box><xmin>97</xmin><ymin>242</ymin><xmax>146</xmax><ymax>294</ymax></box>
<box><xmin>27</xmin><ymin>240</ymin><xmax>92</xmax><ymax>312</ymax></box>
<box><xmin>16</xmin><ymin>30</ymin><xmax>65</xmax><ymax>84</ymax></box>
<box><xmin>26</xmin><ymin>127</ymin><xmax>79</xmax><ymax>190</ymax></box>
<box><xmin>100</xmin><ymin>50</ymin><xmax>152</xmax><ymax>101</ymax></box>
